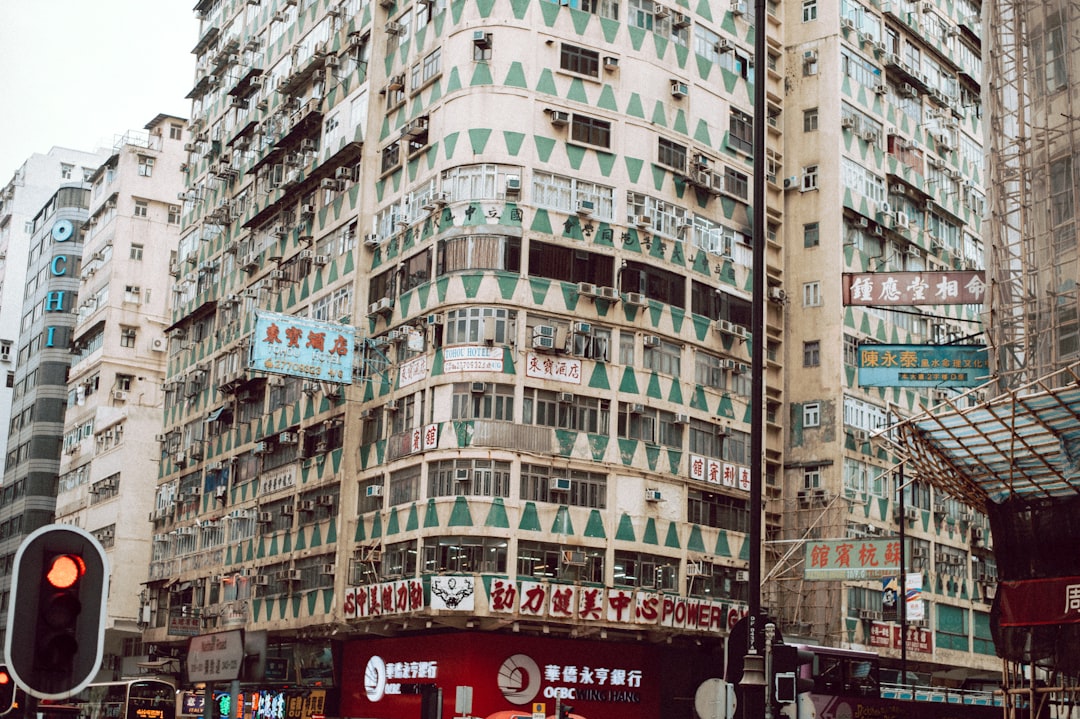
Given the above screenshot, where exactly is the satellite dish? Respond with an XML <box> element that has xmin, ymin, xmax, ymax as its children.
<box><xmin>51</xmin><ymin>219</ymin><xmax>74</xmax><ymax>242</ymax></box>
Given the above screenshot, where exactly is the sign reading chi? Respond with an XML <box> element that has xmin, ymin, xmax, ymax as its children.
<box><xmin>251</xmin><ymin>310</ymin><xmax>355</xmax><ymax>383</ymax></box>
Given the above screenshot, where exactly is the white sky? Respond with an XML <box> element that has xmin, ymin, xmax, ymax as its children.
<box><xmin>0</xmin><ymin>1</ymin><xmax>198</xmax><ymax>182</ymax></box>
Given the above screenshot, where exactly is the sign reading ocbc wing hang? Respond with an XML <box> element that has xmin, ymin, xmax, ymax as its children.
<box><xmin>340</xmin><ymin>633</ymin><xmax>662</xmax><ymax>719</ymax></box>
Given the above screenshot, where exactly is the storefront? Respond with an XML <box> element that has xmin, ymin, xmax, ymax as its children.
<box><xmin>341</xmin><ymin>632</ymin><xmax>718</xmax><ymax>719</ymax></box>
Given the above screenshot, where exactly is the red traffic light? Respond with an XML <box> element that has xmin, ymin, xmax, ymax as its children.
<box><xmin>45</xmin><ymin>555</ymin><xmax>85</xmax><ymax>589</ymax></box>
<box><xmin>0</xmin><ymin>670</ymin><xmax>9</xmax><ymax>684</ymax></box>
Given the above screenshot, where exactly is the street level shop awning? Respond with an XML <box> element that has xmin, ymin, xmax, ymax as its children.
<box><xmin>887</xmin><ymin>362</ymin><xmax>1080</xmax><ymax>507</ymax></box>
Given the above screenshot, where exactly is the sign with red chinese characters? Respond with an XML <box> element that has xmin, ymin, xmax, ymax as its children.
<box><xmin>688</xmin><ymin>454</ymin><xmax>750</xmax><ymax>492</ymax></box>
<box><xmin>842</xmin><ymin>271</ymin><xmax>986</xmax><ymax>306</ymax></box>
<box><xmin>406</xmin><ymin>423</ymin><xmax>439</xmax><ymax>454</ymax></box>
<box><xmin>251</xmin><ymin>311</ymin><xmax>354</xmax><ymax>383</ymax></box>
<box><xmin>869</xmin><ymin>621</ymin><xmax>932</xmax><ymax>653</ymax></box>
<box><xmin>399</xmin><ymin>355</ymin><xmax>428</xmax><ymax>387</ymax></box>
<box><xmin>524</xmin><ymin>352</ymin><xmax>582</xmax><ymax>384</ymax></box>
<box><xmin>804</xmin><ymin>538</ymin><xmax>905</xmax><ymax>580</ymax></box>
<box><xmin>485</xmin><ymin>578</ymin><xmax>746</xmax><ymax>635</ymax></box>
<box><xmin>342</xmin><ymin>579</ymin><xmax>425</xmax><ymax>619</ymax></box>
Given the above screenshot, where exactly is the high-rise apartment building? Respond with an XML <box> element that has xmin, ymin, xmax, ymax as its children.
<box><xmin>146</xmin><ymin>0</ymin><xmax>995</xmax><ymax>714</ymax></box>
<box><xmin>0</xmin><ymin>148</ymin><xmax>109</xmax><ymax>483</ymax></box>
<box><xmin>51</xmin><ymin>114</ymin><xmax>188</xmax><ymax>678</ymax></box>
<box><xmin>774</xmin><ymin>0</ymin><xmax>995</xmax><ymax>684</ymax></box>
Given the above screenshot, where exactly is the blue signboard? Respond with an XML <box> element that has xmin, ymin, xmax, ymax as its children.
<box><xmin>251</xmin><ymin>311</ymin><xmax>355</xmax><ymax>384</ymax></box>
<box><xmin>858</xmin><ymin>344</ymin><xmax>989</xmax><ymax>388</ymax></box>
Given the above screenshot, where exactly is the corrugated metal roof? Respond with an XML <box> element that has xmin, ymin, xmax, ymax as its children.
<box><xmin>894</xmin><ymin>364</ymin><xmax>1080</xmax><ymax>507</ymax></box>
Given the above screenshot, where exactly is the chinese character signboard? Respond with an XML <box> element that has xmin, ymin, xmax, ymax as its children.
<box><xmin>688</xmin><ymin>454</ymin><xmax>751</xmax><ymax>492</ymax></box>
<box><xmin>997</xmin><ymin>575</ymin><xmax>1080</xmax><ymax>626</ymax></box>
<box><xmin>251</xmin><ymin>311</ymin><xmax>354</xmax><ymax>383</ymax></box>
<box><xmin>843</xmin><ymin>271</ymin><xmax>987</xmax><ymax>306</ymax></box>
<box><xmin>858</xmin><ymin>344</ymin><xmax>989</xmax><ymax>388</ymax></box>
<box><xmin>805</xmin><ymin>538</ymin><xmax>905</xmax><ymax>580</ymax></box>
<box><xmin>869</xmin><ymin>621</ymin><xmax>932</xmax><ymax>653</ymax></box>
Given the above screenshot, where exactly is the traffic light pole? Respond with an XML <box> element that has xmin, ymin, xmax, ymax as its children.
<box><xmin>740</xmin><ymin>0</ymin><xmax>769</xmax><ymax>708</ymax></box>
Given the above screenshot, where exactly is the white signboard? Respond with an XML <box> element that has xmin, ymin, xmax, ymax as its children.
<box><xmin>186</xmin><ymin>629</ymin><xmax>245</xmax><ymax>682</ymax></box>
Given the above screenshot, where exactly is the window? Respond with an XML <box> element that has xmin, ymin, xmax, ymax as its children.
<box><xmin>168</xmin><ymin>205</ymin><xmax>181</xmax><ymax>224</ymax></box>
<box><xmin>451</xmin><ymin>382</ymin><xmax>515</xmax><ymax>421</ymax></box>
<box><xmin>570</xmin><ymin>114</ymin><xmax>611</xmax><ymax>148</ymax></box>
<box><xmin>687</xmin><ymin>489</ymin><xmax>750</xmax><ymax>532</ymax></box>
<box><xmin>380</xmin><ymin>142</ymin><xmax>401</xmax><ymax>174</ymax></box>
<box><xmin>130</xmin><ymin>243</ymin><xmax>144</xmax><ymax>260</ymax></box>
<box><xmin>120</xmin><ymin>327</ymin><xmax>137</xmax><ymax>348</ymax></box>
<box><xmin>560</xmin><ymin>44</ymin><xmax>601</xmax><ymax>77</ymax></box>
<box><xmin>936</xmin><ymin>604</ymin><xmax>969</xmax><ymax>651</ymax></box>
<box><xmin>643</xmin><ymin>337</ymin><xmax>682</xmax><ymax>376</ymax></box>
<box><xmin>728</xmin><ymin>109</ymin><xmax>753</xmax><ymax>154</ymax></box>
<box><xmin>61</xmin><ymin>164</ymin><xmax>73</xmax><ymax>180</ymax></box>
<box><xmin>613</xmin><ymin>550</ymin><xmax>678</xmax><ymax>591</ymax></box>
<box><xmin>444</xmin><ymin>307</ymin><xmax>514</xmax><ymax>345</ymax></box>
<box><xmin>523</xmin><ymin>389</ymin><xmax>610</xmax><ymax>434</ymax></box>
<box><xmin>802</xmin><ymin>0</ymin><xmax>817</xmax><ymax>20</ymax></box>
<box><xmin>802</xmin><ymin>165</ymin><xmax>819</xmax><ymax>191</ymax></box>
<box><xmin>170</xmin><ymin>124</ymin><xmax>184</xmax><ymax>140</ymax></box>
<box><xmin>0</xmin><ymin>342</ymin><xmax>9</xmax><ymax>363</ymax></box>
<box><xmin>658</xmin><ymin>137</ymin><xmax>687</xmax><ymax>171</ymax></box>
<box><xmin>803</xmin><ymin>402</ymin><xmax>820</xmax><ymax>427</ymax></box>
<box><xmin>134</xmin><ymin>200</ymin><xmax>148</xmax><ymax>218</ymax></box>
<box><xmin>803</xmin><ymin>281</ymin><xmax>821</xmax><ymax>306</ymax></box>
<box><xmin>803</xmin><ymin>107</ymin><xmax>819</xmax><ymax>132</ymax></box>
<box><xmin>723</xmin><ymin>167</ymin><xmax>749</xmax><ymax>201</ymax></box>
<box><xmin>518</xmin><ymin>541</ymin><xmax>604</xmax><ymax>583</ymax></box>
<box><xmin>429</xmin><ymin>459</ymin><xmax>512</xmax><ymax>498</ymax></box>
<box><xmin>520</xmin><ymin>463</ymin><xmax>607</xmax><ymax>508</ymax></box>
<box><xmin>803</xmin><ymin>466</ymin><xmax>822</xmax><ymax>489</ymax></box>
<box><xmin>124</xmin><ymin>286</ymin><xmax>141</xmax><ymax>304</ymax></box>
<box><xmin>618</xmin><ymin>402</ymin><xmax>656</xmax><ymax>443</ymax></box>
<box><xmin>116</xmin><ymin>374</ymin><xmax>133</xmax><ymax>391</ymax></box>
<box><xmin>804</xmin><ymin>222</ymin><xmax>819</xmax><ymax>247</ymax></box>
<box><xmin>803</xmin><ymin>340</ymin><xmax>820</xmax><ymax>367</ymax></box>
<box><xmin>532</xmin><ymin>171</ymin><xmax>616</xmax><ymax>220</ymax></box>
<box><xmin>138</xmin><ymin>156</ymin><xmax>155</xmax><ymax>177</ymax></box>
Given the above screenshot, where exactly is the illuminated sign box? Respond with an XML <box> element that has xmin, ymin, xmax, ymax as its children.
<box><xmin>804</xmin><ymin>537</ymin><xmax>907</xmax><ymax>580</ymax></box>
<box><xmin>858</xmin><ymin>344</ymin><xmax>989</xmax><ymax>388</ymax></box>
<box><xmin>250</xmin><ymin>311</ymin><xmax>355</xmax><ymax>384</ymax></box>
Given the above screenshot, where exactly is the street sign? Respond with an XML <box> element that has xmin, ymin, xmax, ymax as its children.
<box><xmin>186</xmin><ymin>630</ymin><xmax>245</xmax><ymax>682</ymax></box>
<box><xmin>532</xmin><ymin>701</ymin><xmax>545</xmax><ymax>719</ymax></box>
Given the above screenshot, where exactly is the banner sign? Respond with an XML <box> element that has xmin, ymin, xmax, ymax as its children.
<box><xmin>998</xmin><ymin>575</ymin><xmax>1080</xmax><ymax>626</ymax></box>
<box><xmin>869</xmin><ymin>621</ymin><xmax>933</xmax><ymax>653</ymax></box>
<box><xmin>843</xmin><ymin>271</ymin><xmax>987</xmax><ymax>306</ymax></box>
<box><xmin>805</xmin><ymin>538</ymin><xmax>904</xmax><ymax>580</ymax></box>
<box><xmin>251</xmin><ymin>311</ymin><xmax>354</xmax><ymax>384</ymax></box>
<box><xmin>858</xmin><ymin>344</ymin><xmax>989</xmax><ymax>387</ymax></box>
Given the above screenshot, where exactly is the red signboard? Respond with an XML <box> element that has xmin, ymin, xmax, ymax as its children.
<box><xmin>341</xmin><ymin>633</ymin><xmax>661</xmax><ymax>719</ymax></box>
<box><xmin>997</xmin><ymin>575</ymin><xmax>1080</xmax><ymax>626</ymax></box>
<box><xmin>842</xmin><ymin>271</ymin><xmax>987</xmax><ymax>306</ymax></box>
<box><xmin>869</xmin><ymin>621</ymin><xmax>932</xmax><ymax>653</ymax></box>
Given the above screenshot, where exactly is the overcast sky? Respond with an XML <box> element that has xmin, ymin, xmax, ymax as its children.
<box><xmin>0</xmin><ymin>1</ymin><xmax>198</xmax><ymax>182</ymax></box>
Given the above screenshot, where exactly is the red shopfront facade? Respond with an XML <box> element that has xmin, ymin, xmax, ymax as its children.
<box><xmin>341</xmin><ymin>633</ymin><xmax>688</xmax><ymax>719</ymax></box>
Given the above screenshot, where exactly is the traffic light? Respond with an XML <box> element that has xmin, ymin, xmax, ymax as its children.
<box><xmin>4</xmin><ymin>525</ymin><xmax>109</xmax><ymax>700</ymax></box>
<box><xmin>772</xmin><ymin>644</ymin><xmax>815</xmax><ymax>704</ymax></box>
<box><xmin>0</xmin><ymin>665</ymin><xmax>16</xmax><ymax>715</ymax></box>
<box><xmin>555</xmin><ymin>700</ymin><xmax>573</xmax><ymax>719</ymax></box>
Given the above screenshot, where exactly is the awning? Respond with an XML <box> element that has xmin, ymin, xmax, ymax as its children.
<box><xmin>889</xmin><ymin>362</ymin><xmax>1080</xmax><ymax>507</ymax></box>
<box><xmin>206</xmin><ymin>406</ymin><xmax>227</xmax><ymax>422</ymax></box>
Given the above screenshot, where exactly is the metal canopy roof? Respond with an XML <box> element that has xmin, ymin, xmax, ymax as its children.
<box><xmin>892</xmin><ymin>363</ymin><xmax>1080</xmax><ymax>508</ymax></box>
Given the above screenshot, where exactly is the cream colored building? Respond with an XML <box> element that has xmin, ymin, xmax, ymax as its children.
<box><xmin>53</xmin><ymin>114</ymin><xmax>188</xmax><ymax>678</ymax></box>
<box><xmin>144</xmin><ymin>0</ymin><xmax>995</xmax><ymax>706</ymax></box>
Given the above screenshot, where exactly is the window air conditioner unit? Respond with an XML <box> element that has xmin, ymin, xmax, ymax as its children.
<box><xmin>366</xmin><ymin>485</ymin><xmax>384</xmax><ymax>497</ymax></box>
<box><xmin>472</xmin><ymin>31</ymin><xmax>492</xmax><ymax>49</ymax></box>
<box><xmin>557</xmin><ymin>392</ymin><xmax>575</xmax><ymax>404</ymax></box>
<box><xmin>562</xmin><ymin>550</ymin><xmax>586</xmax><ymax>565</ymax></box>
<box><xmin>258</xmin><ymin>512</ymin><xmax>273</xmax><ymax>523</ymax></box>
<box><xmin>670</xmin><ymin>81</ymin><xmax>689</xmax><ymax>98</ymax></box>
<box><xmin>278</xmin><ymin>432</ymin><xmax>298</xmax><ymax>445</ymax></box>
<box><xmin>603</xmin><ymin>56</ymin><xmax>619</xmax><ymax>69</ymax></box>
<box><xmin>576</xmin><ymin>199</ymin><xmax>595</xmax><ymax>216</ymax></box>
<box><xmin>735</xmin><ymin>570</ymin><xmax>750</xmax><ymax>582</ymax></box>
<box><xmin>549</xmin><ymin>477</ymin><xmax>572</xmax><ymax>492</ymax></box>
<box><xmin>549</xmin><ymin>110</ymin><xmax>570</xmax><ymax>126</ymax></box>
<box><xmin>646</xmin><ymin>489</ymin><xmax>663</xmax><ymax>502</ymax></box>
<box><xmin>730</xmin><ymin>0</ymin><xmax>747</xmax><ymax>14</ymax></box>
<box><xmin>625</xmin><ymin>292</ymin><xmax>646</xmax><ymax>306</ymax></box>
<box><xmin>672</xmin><ymin>12</ymin><xmax>691</xmax><ymax>27</ymax></box>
